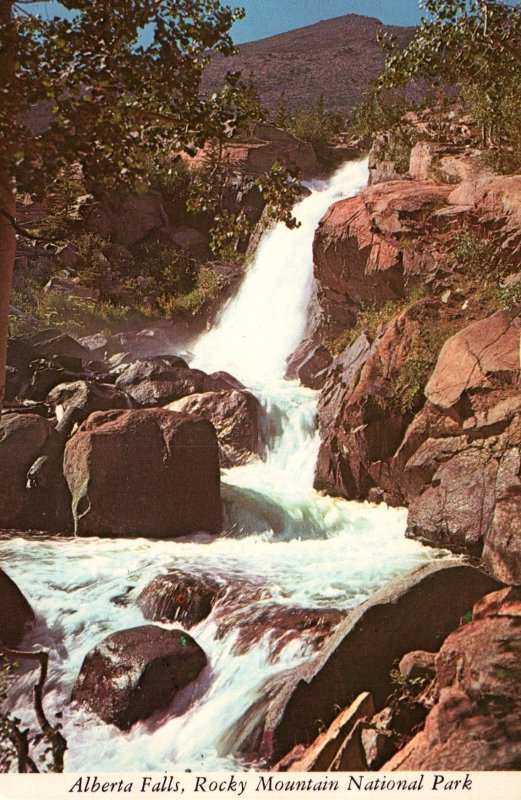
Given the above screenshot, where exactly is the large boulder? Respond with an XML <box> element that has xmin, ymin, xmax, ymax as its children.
<box><xmin>137</xmin><ymin>573</ymin><xmax>224</xmax><ymax>628</ymax></box>
<box><xmin>71</xmin><ymin>625</ymin><xmax>207</xmax><ymax>729</ymax></box>
<box><xmin>63</xmin><ymin>408</ymin><xmax>222</xmax><ymax>537</ymax></box>
<box><xmin>425</xmin><ymin>310</ymin><xmax>521</xmax><ymax>413</ymax></box>
<box><xmin>166</xmin><ymin>389</ymin><xmax>262</xmax><ymax>467</ymax></box>
<box><xmin>114</xmin><ymin>357</ymin><xmax>219</xmax><ymax>407</ymax></box>
<box><xmin>86</xmin><ymin>192</ymin><xmax>166</xmax><ymax>246</ymax></box>
<box><xmin>482</xmin><ymin>488</ymin><xmax>521</xmax><ymax>585</ymax></box>
<box><xmin>260</xmin><ymin>562</ymin><xmax>499</xmax><ymax>764</ymax></box>
<box><xmin>0</xmin><ymin>413</ymin><xmax>57</xmax><ymax>530</ymax></box>
<box><xmin>104</xmin><ymin>327</ymin><xmax>177</xmax><ymax>359</ymax></box>
<box><xmin>115</xmin><ymin>358</ymin><xmax>241</xmax><ymax>409</ymax></box>
<box><xmin>0</xmin><ymin>568</ymin><xmax>34</xmax><ymax>646</ymax></box>
<box><xmin>22</xmin><ymin>329</ymin><xmax>89</xmax><ymax>363</ymax></box>
<box><xmin>47</xmin><ymin>380</ymin><xmax>133</xmax><ymax>421</ymax></box>
<box><xmin>312</xmin><ymin>181</ymin><xmax>453</xmax><ymax>336</ymax></box>
<box><xmin>384</xmin><ymin>588</ymin><xmax>521</xmax><ymax>770</ymax></box>
<box><xmin>405</xmin><ymin>311</ymin><xmax>521</xmax><ymax>560</ymax></box>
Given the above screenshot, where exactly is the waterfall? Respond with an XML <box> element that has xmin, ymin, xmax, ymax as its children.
<box><xmin>191</xmin><ymin>159</ymin><xmax>369</xmax><ymax>385</ymax></box>
<box><xmin>0</xmin><ymin>160</ymin><xmax>437</xmax><ymax>772</ymax></box>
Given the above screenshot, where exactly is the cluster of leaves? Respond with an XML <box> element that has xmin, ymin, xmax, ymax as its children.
<box><xmin>372</xmin><ymin>0</ymin><xmax>521</xmax><ymax>173</ymax></box>
<box><xmin>390</xmin><ymin>667</ymin><xmax>429</xmax><ymax>698</ymax></box>
<box><xmin>274</xmin><ymin>93</ymin><xmax>344</xmax><ymax>153</ymax></box>
<box><xmin>188</xmin><ymin>143</ymin><xmax>303</xmax><ymax>256</ymax></box>
<box><xmin>450</xmin><ymin>230</ymin><xmax>521</xmax><ymax>310</ymax></box>
<box><xmin>157</xmin><ymin>266</ymin><xmax>219</xmax><ymax>317</ymax></box>
<box><xmin>2</xmin><ymin>0</ymin><xmax>249</xmax><ymax>201</ymax></box>
<box><xmin>254</xmin><ymin>161</ymin><xmax>302</xmax><ymax>230</ymax></box>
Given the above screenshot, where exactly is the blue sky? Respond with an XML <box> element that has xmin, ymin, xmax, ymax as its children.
<box><xmin>22</xmin><ymin>1</ymin><xmax>426</xmax><ymax>43</ymax></box>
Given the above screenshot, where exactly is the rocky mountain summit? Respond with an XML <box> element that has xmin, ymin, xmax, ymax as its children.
<box><xmin>203</xmin><ymin>15</ymin><xmax>413</xmax><ymax>115</ymax></box>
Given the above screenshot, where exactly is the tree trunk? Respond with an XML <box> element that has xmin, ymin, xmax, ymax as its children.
<box><xmin>0</xmin><ymin>183</ymin><xmax>16</xmax><ymax>413</ymax></box>
<box><xmin>0</xmin><ymin>0</ymin><xmax>16</xmax><ymax>413</ymax></box>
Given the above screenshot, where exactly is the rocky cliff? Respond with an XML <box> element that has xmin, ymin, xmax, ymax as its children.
<box><xmin>309</xmin><ymin>140</ymin><xmax>521</xmax><ymax>582</ymax></box>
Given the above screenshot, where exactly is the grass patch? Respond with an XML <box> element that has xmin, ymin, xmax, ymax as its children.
<box><xmin>324</xmin><ymin>284</ymin><xmax>428</xmax><ymax>357</ymax></box>
<box><xmin>390</xmin><ymin>318</ymin><xmax>458</xmax><ymax>414</ymax></box>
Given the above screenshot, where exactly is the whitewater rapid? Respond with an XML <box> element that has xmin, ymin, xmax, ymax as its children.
<box><xmin>0</xmin><ymin>160</ymin><xmax>439</xmax><ymax>772</ymax></box>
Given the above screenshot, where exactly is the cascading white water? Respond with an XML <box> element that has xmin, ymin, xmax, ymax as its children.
<box><xmin>191</xmin><ymin>159</ymin><xmax>369</xmax><ymax>386</ymax></box>
<box><xmin>0</xmin><ymin>160</ymin><xmax>440</xmax><ymax>772</ymax></box>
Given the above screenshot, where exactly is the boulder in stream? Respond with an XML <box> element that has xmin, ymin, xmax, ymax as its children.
<box><xmin>137</xmin><ymin>573</ymin><xmax>224</xmax><ymax>627</ymax></box>
<box><xmin>72</xmin><ymin>625</ymin><xmax>207</xmax><ymax>729</ymax></box>
<box><xmin>260</xmin><ymin>561</ymin><xmax>500</xmax><ymax>764</ymax></box>
<box><xmin>0</xmin><ymin>568</ymin><xmax>34</xmax><ymax>646</ymax></box>
<box><xmin>166</xmin><ymin>388</ymin><xmax>263</xmax><ymax>467</ymax></box>
<box><xmin>63</xmin><ymin>408</ymin><xmax>222</xmax><ymax>538</ymax></box>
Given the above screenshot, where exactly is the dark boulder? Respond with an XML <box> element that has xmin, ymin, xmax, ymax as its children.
<box><xmin>166</xmin><ymin>389</ymin><xmax>262</xmax><ymax>467</ymax></box>
<box><xmin>47</xmin><ymin>380</ymin><xmax>133</xmax><ymax>420</ymax></box>
<box><xmin>115</xmin><ymin>358</ymin><xmax>238</xmax><ymax>408</ymax></box>
<box><xmin>285</xmin><ymin>341</ymin><xmax>333</xmax><ymax>390</ymax></box>
<box><xmin>5</xmin><ymin>338</ymin><xmax>39</xmax><ymax>401</ymax></box>
<box><xmin>63</xmin><ymin>408</ymin><xmax>222</xmax><ymax>538</ymax></box>
<box><xmin>261</xmin><ymin>562</ymin><xmax>500</xmax><ymax>764</ymax></box>
<box><xmin>104</xmin><ymin>327</ymin><xmax>175</xmax><ymax>359</ymax></box>
<box><xmin>22</xmin><ymin>329</ymin><xmax>89</xmax><ymax>363</ymax></box>
<box><xmin>71</xmin><ymin>625</ymin><xmax>207</xmax><ymax>729</ymax></box>
<box><xmin>0</xmin><ymin>413</ymin><xmax>57</xmax><ymax>530</ymax></box>
<box><xmin>0</xmin><ymin>568</ymin><xmax>34</xmax><ymax>646</ymax></box>
<box><xmin>137</xmin><ymin>573</ymin><xmax>224</xmax><ymax>628</ymax></box>
<box><xmin>26</xmin><ymin>358</ymin><xmax>80</xmax><ymax>402</ymax></box>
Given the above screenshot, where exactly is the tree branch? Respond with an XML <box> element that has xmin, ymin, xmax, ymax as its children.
<box><xmin>0</xmin><ymin>206</ymin><xmax>60</xmax><ymax>243</ymax></box>
<box><xmin>0</xmin><ymin>645</ymin><xmax>67</xmax><ymax>772</ymax></box>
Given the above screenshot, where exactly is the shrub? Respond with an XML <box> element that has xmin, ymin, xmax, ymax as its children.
<box><xmin>390</xmin><ymin>318</ymin><xmax>458</xmax><ymax>414</ymax></box>
<box><xmin>158</xmin><ymin>267</ymin><xmax>219</xmax><ymax>317</ymax></box>
<box><xmin>274</xmin><ymin>94</ymin><xmax>344</xmax><ymax>151</ymax></box>
<box><xmin>451</xmin><ymin>232</ymin><xmax>499</xmax><ymax>281</ymax></box>
<box><xmin>324</xmin><ymin>287</ymin><xmax>428</xmax><ymax>356</ymax></box>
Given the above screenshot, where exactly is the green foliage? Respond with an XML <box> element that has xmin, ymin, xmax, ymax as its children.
<box><xmin>142</xmin><ymin>156</ymin><xmax>193</xmax><ymax>208</ymax></box>
<box><xmin>325</xmin><ymin>298</ymin><xmax>411</xmax><ymax>355</ymax></box>
<box><xmin>451</xmin><ymin>231</ymin><xmax>499</xmax><ymax>280</ymax></box>
<box><xmin>209</xmin><ymin>209</ymin><xmax>252</xmax><ymax>258</ymax></box>
<box><xmin>373</xmin><ymin>0</ymin><xmax>521</xmax><ymax>174</ymax></box>
<box><xmin>254</xmin><ymin>161</ymin><xmax>302</xmax><ymax>230</ymax></box>
<box><xmin>235</xmin><ymin>73</ymin><xmax>267</xmax><ymax>137</ymax></box>
<box><xmin>495</xmin><ymin>279</ymin><xmax>521</xmax><ymax>310</ymax></box>
<box><xmin>390</xmin><ymin>667</ymin><xmax>428</xmax><ymax>697</ymax></box>
<box><xmin>391</xmin><ymin>318</ymin><xmax>457</xmax><ymax>414</ymax></box>
<box><xmin>158</xmin><ymin>266</ymin><xmax>219</xmax><ymax>316</ymax></box>
<box><xmin>2</xmin><ymin>1</ymin><xmax>247</xmax><ymax>200</ymax></box>
<box><xmin>32</xmin><ymin>165</ymin><xmax>89</xmax><ymax>240</ymax></box>
<box><xmin>188</xmin><ymin>143</ymin><xmax>303</xmax><ymax>256</ymax></box>
<box><xmin>350</xmin><ymin>90</ymin><xmax>415</xmax><ymax>139</ymax></box>
<box><xmin>9</xmin><ymin>290</ymin><xmax>154</xmax><ymax>338</ymax></box>
<box><xmin>74</xmin><ymin>232</ymin><xmax>113</xmax><ymax>295</ymax></box>
<box><xmin>274</xmin><ymin>93</ymin><xmax>344</xmax><ymax>151</ymax></box>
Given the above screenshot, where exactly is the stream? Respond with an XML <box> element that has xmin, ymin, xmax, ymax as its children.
<box><xmin>0</xmin><ymin>159</ymin><xmax>438</xmax><ymax>772</ymax></box>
